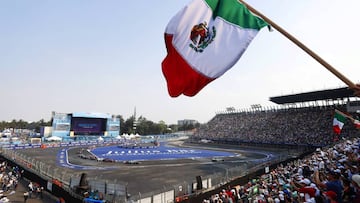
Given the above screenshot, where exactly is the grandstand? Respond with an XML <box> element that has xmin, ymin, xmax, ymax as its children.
<box><xmin>189</xmin><ymin>87</ymin><xmax>360</xmax><ymax>203</ymax></box>
<box><xmin>193</xmin><ymin>87</ymin><xmax>360</xmax><ymax>148</ymax></box>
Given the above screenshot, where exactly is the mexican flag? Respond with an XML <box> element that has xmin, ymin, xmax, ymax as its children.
<box><xmin>162</xmin><ymin>0</ymin><xmax>268</xmax><ymax>97</ymax></box>
<box><xmin>333</xmin><ymin>110</ymin><xmax>346</xmax><ymax>135</ymax></box>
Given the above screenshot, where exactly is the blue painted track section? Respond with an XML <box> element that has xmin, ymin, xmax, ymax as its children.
<box><xmin>57</xmin><ymin>148</ymin><xmax>118</xmax><ymax>170</ymax></box>
<box><xmin>90</xmin><ymin>144</ymin><xmax>235</xmax><ymax>161</ymax></box>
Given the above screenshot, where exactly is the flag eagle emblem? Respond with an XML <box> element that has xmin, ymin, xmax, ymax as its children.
<box><xmin>189</xmin><ymin>21</ymin><xmax>216</xmax><ymax>52</ymax></box>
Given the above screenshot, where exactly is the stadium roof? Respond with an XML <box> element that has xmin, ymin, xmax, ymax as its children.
<box><xmin>269</xmin><ymin>87</ymin><xmax>356</xmax><ymax>104</ymax></box>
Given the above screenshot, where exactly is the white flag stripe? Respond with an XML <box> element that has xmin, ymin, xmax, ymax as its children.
<box><xmin>166</xmin><ymin>0</ymin><xmax>259</xmax><ymax>78</ymax></box>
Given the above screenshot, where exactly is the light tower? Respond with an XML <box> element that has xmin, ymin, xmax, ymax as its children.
<box><xmin>132</xmin><ymin>107</ymin><xmax>137</xmax><ymax>134</ymax></box>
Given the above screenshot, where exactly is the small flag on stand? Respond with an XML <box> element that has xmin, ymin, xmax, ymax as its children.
<box><xmin>333</xmin><ymin>110</ymin><xmax>346</xmax><ymax>135</ymax></box>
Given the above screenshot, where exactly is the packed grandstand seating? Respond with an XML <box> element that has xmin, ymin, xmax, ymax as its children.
<box><xmin>191</xmin><ymin>102</ymin><xmax>360</xmax><ymax>203</ymax></box>
<box><xmin>194</xmin><ymin>105</ymin><xmax>360</xmax><ymax>147</ymax></box>
<box><xmin>201</xmin><ymin>137</ymin><xmax>360</xmax><ymax>203</ymax></box>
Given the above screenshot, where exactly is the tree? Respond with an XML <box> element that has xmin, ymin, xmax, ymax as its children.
<box><xmin>116</xmin><ymin>115</ymin><xmax>125</xmax><ymax>134</ymax></box>
<box><xmin>123</xmin><ymin>116</ymin><xmax>136</xmax><ymax>134</ymax></box>
<box><xmin>158</xmin><ymin>120</ymin><xmax>169</xmax><ymax>134</ymax></box>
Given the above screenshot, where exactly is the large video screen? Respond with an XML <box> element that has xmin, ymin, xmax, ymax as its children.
<box><xmin>71</xmin><ymin>117</ymin><xmax>107</xmax><ymax>135</ymax></box>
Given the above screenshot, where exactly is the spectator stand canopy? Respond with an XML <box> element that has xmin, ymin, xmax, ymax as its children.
<box><xmin>269</xmin><ymin>87</ymin><xmax>359</xmax><ymax>108</ymax></box>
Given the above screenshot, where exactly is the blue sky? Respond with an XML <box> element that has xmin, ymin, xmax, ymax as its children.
<box><xmin>1</xmin><ymin>0</ymin><xmax>359</xmax><ymax>124</ymax></box>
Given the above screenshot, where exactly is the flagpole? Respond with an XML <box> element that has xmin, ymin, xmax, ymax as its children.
<box><xmin>238</xmin><ymin>0</ymin><xmax>357</xmax><ymax>91</ymax></box>
<box><xmin>335</xmin><ymin>109</ymin><xmax>355</xmax><ymax>122</ymax></box>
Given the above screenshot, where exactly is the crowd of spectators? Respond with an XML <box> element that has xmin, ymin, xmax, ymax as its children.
<box><xmin>27</xmin><ymin>180</ymin><xmax>44</xmax><ymax>199</ymax></box>
<box><xmin>202</xmin><ymin>138</ymin><xmax>360</xmax><ymax>203</ymax></box>
<box><xmin>194</xmin><ymin>106</ymin><xmax>359</xmax><ymax>146</ymax></box>
<box><xmin>0</xmin><ymin>163</ymin><xmax>20</xmax><ymax>193</ymax></box>
<box><xmin>0</xmin><ymin>161</ymin><xmax>22</xmax><ymax>202</ymax></box>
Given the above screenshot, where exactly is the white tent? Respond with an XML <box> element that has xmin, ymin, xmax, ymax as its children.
<box><xmin>45</xmin><ymin>136</ymin><xmax>62</xmax><ymax>141</ymax></box>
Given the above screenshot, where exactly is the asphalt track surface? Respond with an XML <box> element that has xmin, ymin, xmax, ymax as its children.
<box><xmin>16</xmin><ymin>141</ymin><xmax>291</xmax><ymax>200</ymax></box>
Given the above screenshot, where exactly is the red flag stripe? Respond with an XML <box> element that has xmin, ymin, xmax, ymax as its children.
<box><xmin>162</xmin><ymin>34</ymin><xmax>214</xmax><ymax>97</ymax></box>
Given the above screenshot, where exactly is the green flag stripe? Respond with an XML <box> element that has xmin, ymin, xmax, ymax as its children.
<box><xmin>335</xmin><ymin>112</ymin><xmax>346</xmax><ymax>123</ymax></box>
<box><xmin>205</xmin><ymin>0</ymin><xmax>268</xmax><ymax>29</ymax></box>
